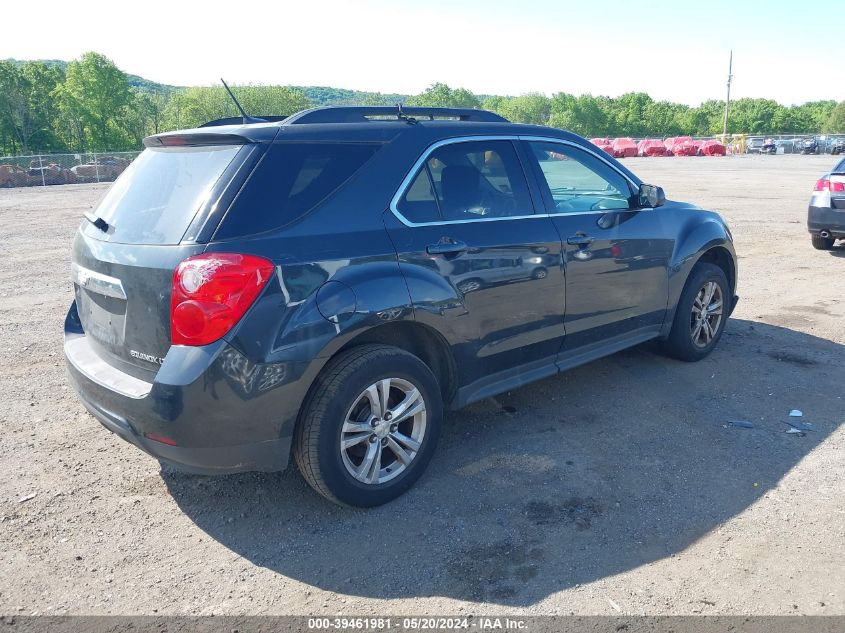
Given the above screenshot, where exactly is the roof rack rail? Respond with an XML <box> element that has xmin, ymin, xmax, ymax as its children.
<box><xmin>282</xmin><ymin>106</ymin><xmax>508</xmax><ymax>125</ymax></box>
<box><xmin>199</xmin><ymin>115</ymin><xmax>289</xmax><ymax>128</ymax></box>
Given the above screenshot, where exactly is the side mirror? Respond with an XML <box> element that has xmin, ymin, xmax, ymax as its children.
<box><xmin>638</xmin><ymin>183</ymin><xmax>666</xmax><ymax>208</ymax></box>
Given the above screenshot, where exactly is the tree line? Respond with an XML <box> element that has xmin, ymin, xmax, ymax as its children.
<box><xmin>2</xmin><ymin>52</ymin><xmax>844</xmax><ymax>156</ymax></box>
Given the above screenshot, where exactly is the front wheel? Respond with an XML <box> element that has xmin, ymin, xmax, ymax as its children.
<box><xmin>294</xmin><ymin>344</ymin><xmax>442</xmax><ymax>507</ymax></box>
<box><xmin>661</xmin><ymin>263</ymin><xmax>730</xmax><ymax>362</ymax></box>
<box><xmin>812</xmin><ymin>234</ymin><xmax>835</xmax><ymax>250</ymax></box>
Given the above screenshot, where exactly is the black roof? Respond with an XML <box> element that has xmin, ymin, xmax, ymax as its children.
<box><xmin>141</xmin><ymin>106</ymin><xmax>642</xmax><ymax>185</ymax></box>
<box><xmin>147</xmin><ymin>106</ymin><xmax>511</xmax><ymax>146</ymax></box>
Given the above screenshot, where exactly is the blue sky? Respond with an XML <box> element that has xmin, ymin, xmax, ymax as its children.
<box><xmin>2</xmin><ymin>0</ymin><xmax>841</xmax><ymax>105</ymax></box>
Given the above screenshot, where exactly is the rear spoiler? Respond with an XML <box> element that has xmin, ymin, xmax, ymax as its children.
<box><xmin>200</xmin><ymin>115</ymin><xmax>289</xmax><ymax>128</ymax></box>
<box><xmin>143</xmin><ymin>133</ymin><xmax>254</xmax><ymax>148</ymax></box>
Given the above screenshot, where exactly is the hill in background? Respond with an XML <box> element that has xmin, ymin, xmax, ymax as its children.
<box><xmin>3</xmin><ymin>54</ymin><xmax>843</xmax><ymax>156</ymax></box>
<box><xmin>5</xmin><ymin>58</ymin><xmax>179</xmax><ymax>95</ymax></box>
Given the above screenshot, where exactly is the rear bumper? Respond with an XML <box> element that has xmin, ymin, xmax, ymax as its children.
<box><xmin>72</xmin><ymin>383</ymin><xmax>290</xmax><ymax>475</ymax></box>
<box><xmin>64</xmin><ymin>302</ymin><xmax>308</xmax><ymax>475</ymax></box>
<box><xmin>808</xmin><ymin>204</ymin><xmax>845</xmax><ymax>237</ymax></box>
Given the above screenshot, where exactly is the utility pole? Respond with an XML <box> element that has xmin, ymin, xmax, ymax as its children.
<box><xmin>722</xmin><ymin>50</ymin><xmax>733</xmax><ymax>138</ymax></box>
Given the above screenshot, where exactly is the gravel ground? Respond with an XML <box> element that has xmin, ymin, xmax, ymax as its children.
<box><xmin>0</xmin><ymin>155</ymin><xmax>843</xmax><ymax>616</ymax></box>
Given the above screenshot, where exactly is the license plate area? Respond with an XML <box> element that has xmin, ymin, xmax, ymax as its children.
<box><xmin>75</xmin><ymin>285</ymin><xmax>127</xmax><ymax>348</ymax></box>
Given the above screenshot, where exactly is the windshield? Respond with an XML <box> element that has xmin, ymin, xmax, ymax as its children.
<box><xmin>83</xmin><ymin>145</ymin><xmax>242</xmax><ymax>245</ymax></box>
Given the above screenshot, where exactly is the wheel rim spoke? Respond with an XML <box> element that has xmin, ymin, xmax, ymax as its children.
<box><xmin>388</xmin><ymin>387</ymin><xmax>420</xmax><ymax>421</ymax></box>
<box><xmin>692</xmin><ymin>320</ymin><xmax>704</xmax><ymax>344</ymax></box>
<box><xmin>391</xmin><ymin>431</ymin><xmax>421</xmax><ymax>452</ymax></box>
<box><xmin>356</xmin><ymin>441</ymin><xmax>381</xmax><ymax>484</ymax></box>
<box><xmin>702</xmin><ymin>282</ymin><xmax>716</xmax><ymax>307</ymax></box>
<box><xmin>386</xmin><ymin>436</ymin><xmax>413</xmax><ymax>465</ymax></box>
<box><xmin>342</xmin><ymin>419</ymin><xmax>372</xmax><ymax>434</ymax></box>
<box><xmin>364</xmin><ymin>384</ymin><xmax>383</xmax><ymax>418</ymax></box>
<box><xmin>392</xmin><ymin>398</ymin><xmax>425</xmax><ymax>425</ymax></box>
<box><xmin>341</xmin><ymin>432</ymin><xmax>371</xmax><ymax>450</ymax></box>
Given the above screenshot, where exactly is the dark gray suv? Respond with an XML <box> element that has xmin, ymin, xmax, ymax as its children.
<box><xmin>65</xmin><ymin>106</ymin><xmax>738</xmax><ymax>507</ymax></box>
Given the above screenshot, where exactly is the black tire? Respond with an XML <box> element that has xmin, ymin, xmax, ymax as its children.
<box><xmin>661</xmin><ymin>262</ymin><xmax>730</xmax><ymax>362</ymax></box>
<box><xmin>811</xmin><ymin>234</ymin><xmax>835</xmax><ymax>250</ymax></box>
<box><xmin>294</xmin><ymin>344</ymin><xmax>442</xmax><ymax>507</ymax></box>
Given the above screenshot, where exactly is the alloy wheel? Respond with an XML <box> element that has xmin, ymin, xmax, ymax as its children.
<box><xmin>690</xmin><ymin>281</ymin><xmax>723</xmax><ymax>348</ymax></box>
<box><xmin>340</xmin><ymin>378</ymin><xmax>427</xmax><ymax>485</ymax></box>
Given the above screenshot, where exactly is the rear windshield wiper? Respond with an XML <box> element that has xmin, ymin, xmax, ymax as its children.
<box><xmin>83</xmin><ymin>211</ymin><xmax>110</xmax><ymax>233</ymax></box>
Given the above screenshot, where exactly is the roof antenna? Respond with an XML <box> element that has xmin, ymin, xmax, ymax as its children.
<box><xmin>220</xmin><ymin>78</ymin><xmax>266</xmax><ymax>124</ymax></box>
<box><xmin>396</xmin><ymin>102</ymin><xmax>417</xmax><ymax>125</ymax></box>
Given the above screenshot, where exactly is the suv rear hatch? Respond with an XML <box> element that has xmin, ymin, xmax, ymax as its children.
<box><xmin>71</xmin><ymin>135</ymin><xmax>265</xmax><ymax>380</ymax></box>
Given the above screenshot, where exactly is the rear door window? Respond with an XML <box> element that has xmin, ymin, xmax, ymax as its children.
<box><xmin>396</xmin><ymin>140</ymin><xmax>534</xmax><ymax>223</ymax></box>
<box><xmin>214</xmin><ymin>142</ymin><xmax>381</xmax><ymax>239</ymax></box>
<box><xmin>84</xmin><ymin>145</ymin><xmax>242</xmax><ymax>245</ymax></box>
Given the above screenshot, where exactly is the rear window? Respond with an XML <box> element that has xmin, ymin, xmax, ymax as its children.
<box><xmin>214</xmin><ymin>142</ymin><xmax>381</xmax><ymax>239</ymax></box>
<box><xmin>83</xmin><ymin>145</ymin><xmax>242</xmax><ymax>245</ymax></box>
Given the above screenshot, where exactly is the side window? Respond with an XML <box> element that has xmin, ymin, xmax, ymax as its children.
<box><xmin>527</xmin><ymin>142</ymin><xmax>633</xmax><ymax>214</ymax></box>
<box><xmin>215</xmin><ymin>142</ymin><xmax>380</xmax><ymax>239</ymax></box>
<box><xmin>397</xmin><ymin>167</ymin><xmax>440</xmax><ymax>224</ymax></box>
<box><xmin>397</xmin><ymin>140</ymin><xmax>533</xmax><ymax>223</ymax></box>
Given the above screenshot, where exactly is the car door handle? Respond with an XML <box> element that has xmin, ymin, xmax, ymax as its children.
<box><xmin>426</xmin><ymin>240</ymin><xmax>468</xmax><ymax>256</ymax></box>
<box><xmin>567</xmin><ymin>235</ymin><xmax>595</xmax><ymax>247</ymax></box>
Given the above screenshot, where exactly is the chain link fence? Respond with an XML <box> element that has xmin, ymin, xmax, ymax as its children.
<box><xmin>0</xmin><ymin>151</ymin><xmax>141</xmax><ymax>189</ymax></box>
<box><xmin>2</xmin><ymin>133</ymin><xmax>844</xmax><ymax>191</ymax></box>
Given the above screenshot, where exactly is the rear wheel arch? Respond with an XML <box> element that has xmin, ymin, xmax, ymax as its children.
<box><xmin>327</xmin><ymin>321</ymin><xmax>458</xmax><ymax>406</ymax></box>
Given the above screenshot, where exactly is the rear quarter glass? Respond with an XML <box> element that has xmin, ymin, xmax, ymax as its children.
<box><xmin>82</xmin><ymin>145</ymin><xmax>243</xmax><ymax>245</ymax></box>
<box><xmin>213</xmin><ymin>142</ymin><xmax>381</xmax><ymax>240</ymax></box>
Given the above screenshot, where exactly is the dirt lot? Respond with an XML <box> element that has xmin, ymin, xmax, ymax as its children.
<box><xmin>0</xmin><ymin>155</ymin><xmax>843</xmax><ymax>616</ymax></box>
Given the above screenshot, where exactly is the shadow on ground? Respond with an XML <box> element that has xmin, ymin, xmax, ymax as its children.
<box><xmin>163</xmin><ymin>319</ymin><xmax>844</xmax><ymax>606</ymax></box>
<box><xmin>827</xmin><ymin>243</ymin><xmax>845</xmax><ymax>257</ymax></box>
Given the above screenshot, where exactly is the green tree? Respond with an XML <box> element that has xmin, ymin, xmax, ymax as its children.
<box><xmin>0</xmin><ymin>61</ymin><xmax>32</xmax><ymax>154</ymax></box>
<box><xmin>678</xmin><ymin>100</ymin><xmax>723</xmax><ymax>136</ymax></box>
<box><xmin>0</xmin><ymin>60</ymin><xmax>65</xmax><ymax>154</ymax></box>
<box><xmin>497</xmin><ymin>93</ymin><xmax>550</xmax><ymax>125</ymax></box>
<box><xmin>408</xmin><ymin>83</ymin><xmax>480</xmax><ymax>109</ymax></box>
<box><xmin>58</xmin><ymin>52</ymin><xmax>132</xmax><ymax>150</ymax></box>
<box><xmin>119</xmin><ymin>89</ymin><xmax>165</xmax><ymax>147</ymax></box>
<box><xmin>547</xmin><ymin>93</ymin><xmax>611</xmax><ymax>137</ymax></box>
<box><xmin>481</xmin><ymin>95</ymin><xmax>508</xmax><ymax>117</ymax></box>
<box><xmin>726</xmin><ymin>98</ymin><xmax>783</xmax><ymax>134</ymax></box>
<box><xmin>162</xmin><ymin>85</ymin><xmax>310</xmax><ymax>130</ymax></box>
<box><xmin>642</xmin><ymin>101</ymin><xmax>687</xmax><ymax>137</ymax></box>
<box><xmin>825</xmin><ymin>101</ymin><xmax>845</xmax><ymax>133</ymax></box>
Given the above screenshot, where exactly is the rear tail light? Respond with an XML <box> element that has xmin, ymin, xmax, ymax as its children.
<box><xmin>171</xmin><ymin>253</ymin><xmax>274</xmax><ymax>346</ymax></box>
<box><xmin>814</xmin><ymin>178</ymin><xmax>844</xmax><ymax>192</ymax></box>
